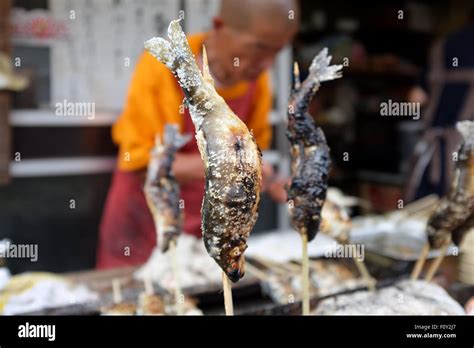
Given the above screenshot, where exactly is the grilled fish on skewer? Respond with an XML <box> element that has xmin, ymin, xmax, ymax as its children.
<box><xmin>427</xmin><ymin>121</ymin><xmax>474</xmax><ymax>249</ymax></box>
<box><xmin>321</xmin><ymin>198</ymin><xmax>376</xmax><ymax>290</ymax></box>
<box><xmin>321</xmin><ymin>200</ymin><xmax>351</xmax><ymax>244</ymax></box>
<box><xmin>415</xmin><ymin>121</ymin><xmax>474</xmax><ymax>281</ymax></box>
<box><xmin>287</xmin><ymin>49</ymin><xmax>343</xmax><ymax>241</ymax></box>
<box><xmin>144</xmin><ymin>124</ymin><xmax>191</xmax><ymax>253</ymax></box>
<box><xmin>144</xmin><ymin>20</ymin><xmax>262</xmax><ymax>282</ymax></box>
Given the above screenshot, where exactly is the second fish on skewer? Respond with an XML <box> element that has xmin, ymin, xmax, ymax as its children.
<box><xmin>144</xmin><ymin>123</ymin><xmax>191</xmax><ymax>315</ymax></box>
<box><xmin>286</xmin><ymin>48</ymin><xmax>343</xmax><ymax>315</ymax></box>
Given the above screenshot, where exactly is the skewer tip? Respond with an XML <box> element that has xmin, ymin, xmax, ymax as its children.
<box><xmin>293</xmin><ymin>61</ymin><xmax>301</xmax><ymax>90</ymax></box>
<box><xmin>202</xmin><ymin>45</ymin><xmax>214</xmax><ymax>86</ymax></box>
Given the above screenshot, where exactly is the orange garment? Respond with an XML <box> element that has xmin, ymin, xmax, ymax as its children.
<box><xmin>96</xmin><ymin>33</ymin><xmax>272</xmax><ymax>269</ymax></box>
<box><xmin>113</xmin><ymin>32</ymin><xmax>272</xmax><ymax>171</ymax></box>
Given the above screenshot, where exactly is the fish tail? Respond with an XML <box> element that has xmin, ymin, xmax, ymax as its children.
<box><xmin>456</xmin><ymin>121</ymin><xmax>474</xmax><ymax>141</ymax></box>
<box><xmin>292</xmin><ymin>48</ymin><xmax>343</xmax><ymax>112</ymax></box>
<box><xmin>307</xmin><ymin>47</ymin><xmax>343</xmax><ymax>84</ymax></box>
<box><xmin>144</xmin><ymin>19</ymin><xmax>203</xmax><ymax>97</ymax></box>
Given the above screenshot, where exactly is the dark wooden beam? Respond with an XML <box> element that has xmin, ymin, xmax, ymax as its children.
<box><xmin>0</xmin><ymin>0</ymin><xmax>12</xmax><ymax>185</ymax></box>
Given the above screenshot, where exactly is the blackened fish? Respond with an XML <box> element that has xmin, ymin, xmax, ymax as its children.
<box><xmin>287</xmin><ymin>49</ymin><xmax>342</xmax><ymax>241</ymax></box>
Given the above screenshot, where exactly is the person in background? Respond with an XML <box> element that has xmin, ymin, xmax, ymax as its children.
<box><xmin>96</xmin><ymin>0</ymin><xmax>299</xmax><ymax>268</ymax></box>
<box><xmin>405</xmin><ymin>7</ymin><xmax>474</xmax><ymax>201</ymax></box>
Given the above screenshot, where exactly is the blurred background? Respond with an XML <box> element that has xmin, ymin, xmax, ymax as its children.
<box><xmin>0</xmin><ymin>0</ymin><xmax>473</xmax><ymax>274</ymax></box>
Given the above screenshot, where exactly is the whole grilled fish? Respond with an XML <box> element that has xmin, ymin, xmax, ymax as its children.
<box><xmin>427</xmin><ymin>121</ymin><xmax>474</xmax><ymax>248</ymax></box>
<box><xmin>287</xmin><ymin>49</ymin><xmax>342</xmax><ymax>241</ymax></box>
<box><xmin>321</xmin><ymin>200</ymin><xmax>351</xmax><ymax>244</ymax></box>
<box><xmin>144</xmin><ymin>124</ymin><xmax>191</xmax><ymax>253</ymax></box>
<box><xmin>144</xmin><ymin>20</ymin><xmax>262</xmax><ymax>282</ymax></box>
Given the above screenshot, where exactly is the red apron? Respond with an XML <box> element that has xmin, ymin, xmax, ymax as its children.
<box><xmin>96</xmin><ymin>82</ymin><xmax>257</xmax><ymax>269</ymax></box>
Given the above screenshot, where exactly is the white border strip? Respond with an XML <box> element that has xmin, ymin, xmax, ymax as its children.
<box><xmin>10</xmin><ymin>157</ymin><xmax>116</xmax><ymax>177</ymax></box>
<box><xmin>10</xmin><ymin>109</ymin><xmax>118</xmax><ymax>127</ymax></box>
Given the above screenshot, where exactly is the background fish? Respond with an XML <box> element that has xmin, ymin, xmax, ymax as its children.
<box><xmin>144</xmin><ymin>124</ymin><xmax>191</xmax><ymax>253</ymax></box>
<box><xmin>427</xmin><ymin>120</ymin><xmax>474</xmax><ymax>248</ymax></box>
<box><xmin>144</xmin><ymin>20</ymin><xmax>262</xmax><ymax>282</ymax></box>
<box><xmin>286</xmin><ymin>49</ymin><xmax>342</xmax><ymax>241</ymax></box>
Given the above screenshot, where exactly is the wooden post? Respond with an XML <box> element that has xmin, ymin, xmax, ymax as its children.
<box><xmin>222</xmin><ymin>271</ymin><xmax>234</xmax><ymax>316</ymax></box>
<box><xmin>425</xmin><ymin>242</ymin><xmax>450</xmax><ymax>282</ymax></box>
<box><xmin>410</xmin><ymin>243</ymin><xmax>430</xmax><ymax>280</ymax></box>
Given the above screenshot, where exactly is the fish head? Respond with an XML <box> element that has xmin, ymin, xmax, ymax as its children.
<box><xmin>454</xmin><ymin>121</ymin><xmax>474</xmax><ymax>194</ymax></box>
<box><xmin>456</xmin><ymin>121</ymin><xmax>474</xmax><ymax>166</ymax></box>
<box><xmin>222</xmin><ymin>239</ymin><xmax>247</xmax><ymax>283</ymax></box>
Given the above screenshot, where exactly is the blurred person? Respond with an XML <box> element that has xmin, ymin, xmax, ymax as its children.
<box><xmin>96</xmin><ymin>0</ymin><xmax>299</xmax><ymax>268</ymax></box>
<box><xmin>405</xmin><ymin>7</ymin><xmax>474</xmax><ymax>201</ymax></box>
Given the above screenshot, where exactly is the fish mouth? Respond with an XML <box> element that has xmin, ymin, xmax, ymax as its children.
<box><xmin>226</xmin><ymin>268</ymin><xmax>244</xmax><ymax>283</ymax></box>
<box><xmin>225</xmin><ymin>256</ymin><xmax>245</xmax><ymax>283</ymax></box>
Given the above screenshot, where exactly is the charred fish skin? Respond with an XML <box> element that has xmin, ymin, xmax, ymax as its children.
<box><xmin>144</xmin><ymin>20</ymin><xmax>262</xmax><ymax>282</ymax></box>
<box><xmin>144</xmin><ymin>124</ymin><xmax>191</xmax><ymax>253</ymax></box>
<box><xmin>321</xmin><ymin>200</ymin><xmax>351</xmax><ymax>244</ymax></box>
<box><xmin>427</xmin><ymin>121</ymin><xmax>474</xmax><ymax>248</ymax></box>
<box><xmin>451</xmin><ymin>213</ymin><xmax>474</xmax><ymax>246</ymax></box>
<box><xmin>287</xmin><ymin>49</ymin><xmax>342</xmax><ymax>242</ymax></box>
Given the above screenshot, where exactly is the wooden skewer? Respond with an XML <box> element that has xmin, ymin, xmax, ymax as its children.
<box><xmin>222</xmin><ymin>271</ymin><xmax>234</xmax><ymax>316</ymax></box>
<box><xmin>340</xmin><ymin>242</ymin><xmax>376</xmax><ymax>291</ymax></box>
<box><xmin>403</xmin><ymin>194</ymin><xmax>438</xmax><ymax>216</ymax></box>
<box><xmin>169</xmin><ymin>239</ymin><xmax>184</xmax><ymax>315</ymax></box>
<box><xmin>410</xmin><ymin>206</ymin><xmax>437</xmax><ymax>218</ymax></box>
<box><xmin>245</xmin><ymin>262</ymin><xmax>271</xmax><ymax>281</ymax></box>
<box><xmin>301</xmin><ymin>233</ymin><xmax>310</xmax><ymax>315</ymax></box>
<box><xmin>425</xmin><ymin>241</ymin><xmax>450</xmax><ymax>282</ymax></box>
<box><xmin>296</xmin><ymin>258</ymin><xmax>337</xmax><ymax>274</ymax></box>
<box><xmin>296</xmin><ymin>259</ymin><xmax>318</xmax><ymax>272</ymax></box>
<box><xmin>410</xmin><ymin>208</ymin><xmax>437</xmax><ymax>220</ymax></box>
<box><xmin>410</xmin><ymin>243</ymin><xmax>430</xmax><ymax>280</ymax></box>
<box><xmin>144</xmin><ymin>274</ymin><xmax>154</xmax><ymax>295</ymax></box>
<box><xmin>254</xmin><ymin>255</ymin><xmax>302</xmax><ymax>273</ymax></box>
<box><xmin>112</xmin><ymin>279</ymin><xmax>122</xmax><ymax>304</ymax></box>
<box><xmin>251</xmin><ymin>256</ymin><xmax>289</xmax><ymax>276</ymax></box>
<box><xmin>353</xmin><ymin>258</ymin><xmax>376</xmax><ymax>292</ymax></box>
<box><xmin>280</xmin><ymin>261</ymin><xmax>302</xmax><ymax>273</ymax></box>
<box><xmin>388</xmin><ymin>194</ymin><xmax>438</xmax><ymax>221</ymax></box>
